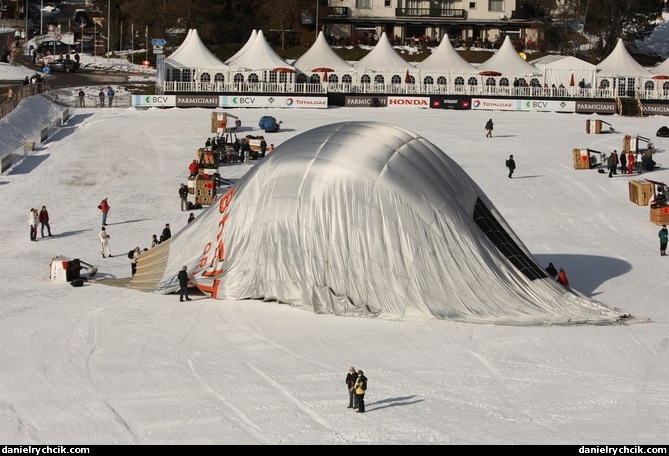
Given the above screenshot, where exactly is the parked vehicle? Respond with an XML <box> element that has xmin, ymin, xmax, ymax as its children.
<box><xmin>47</xmin><ymin>58</ymin><xmax>80</xmax><ymax>73</ymax></box>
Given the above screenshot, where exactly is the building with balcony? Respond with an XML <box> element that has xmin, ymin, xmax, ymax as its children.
<box><xmin>322</xmin><ymin>0</ymin><xmax>539</xmax><ymax>49</ymax></box>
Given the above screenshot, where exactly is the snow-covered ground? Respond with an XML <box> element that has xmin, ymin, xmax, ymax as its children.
<box><xmin>1</xmin><ymin>96</ymin><xmax>668</xmax><ymax>444</ymax></box>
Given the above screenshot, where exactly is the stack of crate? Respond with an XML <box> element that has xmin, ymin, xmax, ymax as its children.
<box><xmin>573</xmin><ymin>148</ymin><xmax>591</xmax><ymax>169</ymax></box>
<box><xmin>650</xmin><ymin>204</ymin><xmax>669</xmax><ymax>225</ymax></box>
<box><xmin>628</xmin><ymin>179</ymin><xmax>654</xmax><ymax>206</ymax></box>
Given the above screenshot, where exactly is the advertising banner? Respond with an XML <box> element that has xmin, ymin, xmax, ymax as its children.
<box><xmin>132</xmin><ymin>95</ymin><xmax>177</xmax><ymax>108</ymax></box>
<box><xmin>345</xmin><ymin>96</ymin><xmax>388</xmax><ymax>107</ymax></box>
<box><xmin>429</xmin><ymin>96</ymin><xmax>472</xmax><ymax>110</ymax></box>
<box><xmin>220</xmin><ymin>96</ymin><xmax>327</xmax><ymax>108</ymax></box>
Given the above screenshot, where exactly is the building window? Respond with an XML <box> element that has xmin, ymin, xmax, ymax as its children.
<box><xmin>385</xmin><ymin>0</ymin><xmax>391</xmax><ymax>6</ymax></box>
<box><xmin>489</xmin><ymin>0</ymin><xmax>504</xmax><ymax>12</ymax></box>
<box><xmin>356</xmin><ymin>0</ymin><xmax>372</xmax><ymax>8</ymax></box>
<box><xmin>469</xmin><ymin>2</ymin><xmax>476</xmax><ymax>8</ymax></box>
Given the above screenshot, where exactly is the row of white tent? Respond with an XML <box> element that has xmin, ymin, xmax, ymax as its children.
<box><xmin>162</xmin><ymin>28</ymin><xmax>669</xmax><ymax>89</ymax></box>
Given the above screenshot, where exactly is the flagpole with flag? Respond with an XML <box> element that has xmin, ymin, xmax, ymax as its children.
<box><xmin>145</xmin><ymin>25</ymin><xmax>148</xmax><ymax>61</ymax></box>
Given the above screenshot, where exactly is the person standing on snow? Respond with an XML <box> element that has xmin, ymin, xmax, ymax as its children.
<box><xmin>485</xmin><ymin>119</ymin><xmax>494</xmax><ymax>138</ymax></box>
<box><xmin>78</xmin><ymin>89</ymin><xmax>85</xmax><ymax>107</ymax></box>
<box><xmin>506</xmin><ymin>154</ymin><xmax>516</xmax><ymax>179</ymax></box>
<box><xmin>29</xmin><ymin>208</ymin><xmax>38</xmax><ymax>242</ymax></box>
<box><xmin>99</xmin><ymin>226</ymin><xmax>112</xmax><ymax>258</ymax></box>
<box><xmin>177</xmin><ymin>266</ymin><xmax>191</xmax><ymax>302</ymax></box>
<box><xmin>346</xmin><ymin>366</ymin><xmax>358</xmax><ymax>409</ymax></box>
<box><xmin>107</xmin><ymin>87</ymin><xmax>115</xmax><ymax>107</ymax></box>
<box><xmin>179</xmin><ymin>183</ymin><xmax>189</xmax><ymax>211</ymax></box>
<box><xmin>160</xmin><ymin>223</ymin><xmax>172</xmax><ymax>242</ymax></box>
<box><xmin>354</xmin><ymin>370</ymin><xmax>368</xmax><ymax>413</ymax></box>
<box><xmin>659</xmin><ymin>224</ymin><xmax>668</xmax><ymax>257</ymax></box>
<box><xmin>99</xmin><ymin>197</ymin><xmax>110</xmax><ymax>226</ymax></box>
<box><xmin>39</xmin><ymin>205</ymin><xmax>52</xmax><ymax>237</ymax></box>
<box><xmin>130</xmin><ymin>247</ymin><xmax>140</xmax><ymax>275</ymax></box>
<box><xmin>98</xmin><ymin>89</ymin><xmax>105</xmax><ymax>107</ymax></box>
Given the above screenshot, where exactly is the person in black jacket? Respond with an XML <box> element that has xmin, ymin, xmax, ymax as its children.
<box><xmin>177</xmin><ymin>266</ymin><xmax>191</xmax><ymax>302</ymax></box>
<box><xmin>545</xmin><ymin>262</ymin><xmax>558</xmax><ymax>280</ymax></box>
<box><xmin>346</xmin><ymin>366</ymin><xmax>358</xmax><ymax>409</ymax></box>
<box><xmin>179</xmin><ymin>183</ymin><xmax>189</xmax><ymax>211</ymax></box>
<box><xmin>506</xmin><ymin>154</ymin><xmax>516</xmax><ymax>178</ymax></box>
<box><xmin>160</xmin><ymin>223</ymin><xmax>172</xmax><ymax>242</ymax></box>
<box><xmin>354</xmin><ymin>370</ymin><xmax>368</xmax><ymax>413</ymax></box>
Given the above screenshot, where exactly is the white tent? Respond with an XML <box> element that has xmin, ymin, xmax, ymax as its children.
<box><xmin>478</xmin><ymin>36</ymin><xmax>542</xmax><ymax>77</ymax></box>
<box><xmin>650</xmin><ymin>56</ymin><xmax>669</xmax><ymax>76</ymax></box>
<box><xmin>596</xmin><ymin>38</ymin><xmax>651</xmax><ymax>77</ymax></box>
<box><xmin>355</xmin><ymin>32</ymin><xmax>415</xmax><ymax>83</ymax></box>
<box><xmin>164</xmin><ymin>29</ymin><xmax>228</xmax><ymax>70</ymax></box>
<box><xmin>293</xmin><ymin>31</ymin><xmax>354</xmax><ymax>82</ymax></box>
<box><xmin>226</xmin><ymin>29</ymin><xmax>294</xmax><ymax>72</ymax></box>
<box><xmin>415</xmin><ymin>35</ymin><xmax>479</xmax><ymax>75</ymax></box>
<box><xmin>131</xmin><ymin>121</ymin><xmax>631</xmax><ymax>326</ymax></box>
<box><xmin>532</xmin><ymin>55</ymin><xmax>598</xmax><ymax>89</ymax></box>
<box><xmin>224</xmin><ymin>30</ymin><xmax>257</xmax><ymax>65</ymax></box>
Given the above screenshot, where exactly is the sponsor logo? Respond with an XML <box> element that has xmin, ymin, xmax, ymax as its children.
<box><xmin>285</xmin><ymin>98</ymin><xmax>294</xmax><ymax>106</ymax></box>
<box><xmin>388</xmin><ymin>98</ymin><xmax>429</xmax><ymax>106</ymax></box>
<box><xmin>143</xmin><ymin>96</ymin><xmax>171</xmax><ymax>104</ymax></box>
<box><xmin>176</xmin><ymin>96</ymin><xmax>219</xmax><ymax>106</ymax></box>
<box><xmin>295</xmin><ymin>99</ymin><xmax>327</xmax><ymax>106</ymax></box>
<box><xmin>345</xmin><ymin>96</ymin><xmax>387</xmax><ymax>107</ymax></box>
<box><xmin>232</xmin><ymin>97</ymin><xmax>256</xmax><ymax>104</ymax></box>
<box><xmin>575</xmin><ymin>102</ymin><xmax>616</xmax><ymax>112</ymax></box>
<box><xmin>643</xmin><ymin>105</ymin><xmax>669</xmax><ymax>114</ymax></box>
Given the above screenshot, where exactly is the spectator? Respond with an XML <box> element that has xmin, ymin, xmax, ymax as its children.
<box><xmin>29</xmin><ymin>208</ymin><xmax>38</xmax><ymax>242</ymax></box>
<box><xmin>38</xmin><ymin>205</ymin><xmax>53</xmax><ymax>237</ymax></box>
<box><xmin>545</xmin><ymin>262</ymin><xmax>557</xmax><ymax>280</ymax></box>
<box><xmin>354</xmin><ymin>370</ymin><xmax>368</xmax><ymax>413</ymax></box>
<box><xmin>346</xmin><ymin>366</ymin><xmax>358</xmax><ymax>409</ymax></box>
<box><xmin>485</xmin><ymin>119</ymin><xmax>493</xmax><ymax>138</ymax></box>
<box><xmin>659</xmin><ymin>224</ymin><xmax>668</xmax><ymax>257</ymax></box>
<box><xmin>189</xmin><ymin>160</ymin><xmax>199</xmax><ymax>177</ymax></box>
<box><xmin>506</xmin><ymin>154</ymin><xmax>516</xmax><ymax>179</ymax></box>
<box><xmin>98</xmin><ymin>89</ymin><xmax>105</xmax><ymax>107</ymax></box>
<box><xmin>160</xmin><ymin>223</ymin><xmax>172</xmax><ymax>242</ymax></box>
<box><xmin>107</xmin><ymin>87</ymin><xmax>115</xmax><ymax>107</ymax></box>
<box><xmin>179</xmin><ymin>183</ymin><xmax>189</xmax><ymax>211</ymax></box>
<box><xmin>130</xmin><ymin>247</ymin><xmax>140</xmax><ymax>276</ymax></box>
<box><xmin>98</xmin><ymin>197</ymin><xmax>110</xmax><ymax>226</ymax></box>
<box><xmin>78</xmin><ymin>90</ymin><xmax>85</xmax><ymax>107</ymax></box>
<box><xmin>187</xmin><ymin>212</ymin><xmax>195</xmax><ymax>224</ymax></box>
<box><xmin>99</xmin><ymin>227</ymin><xmax>111</xmax><ymax>258</ymax></box>
<box><xmin>557</xmin><ymin>268</ymin><xmax>569</xmax><ymax>286</ymax></box>
<box><xmin>177</xmin><ymin>266</ymin><xmax>192</xmax><ymax>302</ymax></box>
<box><xmin>151</xmin><ymin>234</ymin><xmax>160</xmax><ymax>248</ymax></box>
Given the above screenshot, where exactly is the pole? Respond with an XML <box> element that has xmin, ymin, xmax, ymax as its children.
<box><xmin>120</xmin><ymin>22</ymin><xmax>122</xmax><ymax>52</ymax></box>
<box><xmin>40</xmin><ymin>0</ymin><xmax>43</xmax><ymax>35</ymax></box>
<box><xmin>25</xmin><ymin>0</ymin><xmax>28</xmax><ymax>46</ymax></box>
<box><xmin>131</xmin><ymin>23</ymin><xmax>134</xmax><ymax>65</ymax></box>
<box><xmin>106</xmin><ymin>0</ymin><xmax>110</xmax><ymax>60</ymax></box>
<box><xmin>315</xmin><ymin>0</ymin><xmax>318</xmax><ymax>33</ymax></box>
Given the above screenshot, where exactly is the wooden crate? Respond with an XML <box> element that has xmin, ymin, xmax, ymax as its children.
<box><xmin>197</xmin><ymin>148</ymin><xmax>218</xmax><ymax>166</ymax></box>
<box><xmin>629</xmin><ymin>179</ymin><xmax>655</xmax><ymax>206</ymax></box>
<box><xmin>623</xmin><ymin>135</ymin><xmax>638</xmax><ymax>153</ymax></box>
<box><xmin>586</xmin><ymin>119</ymin><xmax>601</xmax><ymax>134</ymax></box>
<box><xmin>573</xmin><ymin>148</ymin><xmax>591</xmax><ymax>169</ymax></box>
<box><xmin>650</xmin><ymin>204</ymin><xmax>669</xmax><ymax>225</ymax></box>
<box><xmin>195</xmin><ymin>176</ymin><xmax>216</xmax><ymax>206</ymax></box>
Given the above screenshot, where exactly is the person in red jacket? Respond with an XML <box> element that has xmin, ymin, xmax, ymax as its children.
<box><xmin>557</xmin><ymin>268</ymin><xmax>569</xmax><ymax>286</ymax></box>
<box><xmin>627</xmin><ymin>152</ymin><xmax>635</xmax><ymax>174</ymax></box>
<box><xmin>99</xmin><ymin>198</ymin><xmax>110</xmax><ymax>226</ymax></box>
<box><xmin>189</xmin><ymin>159</ymin><xmax>199</xmax><ymax>177</ymax></box>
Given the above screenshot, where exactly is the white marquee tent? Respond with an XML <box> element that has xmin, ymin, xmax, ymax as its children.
<box><xmin>477</xmin><ymin>36</ymin><xmax>542</xmax><ymax>78</ymax></box>
<box><xmin>531</xmin><ymin>55</ymin><xmax>598</xmax><ymax>89</ymax></box>
<box><xmin>293</xmin><ymin>31</ymin><xmax>354</xmax><ymax>83</ymax></box>
<box><xmin>414</xmin><ymin>34</ymin><xmax>479</xmax><ymax>77</ymax></box>
<box><xmin>224</xmin><ymin>29</ymin><xmax>257</xmax><ymax>65</ymax></box>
